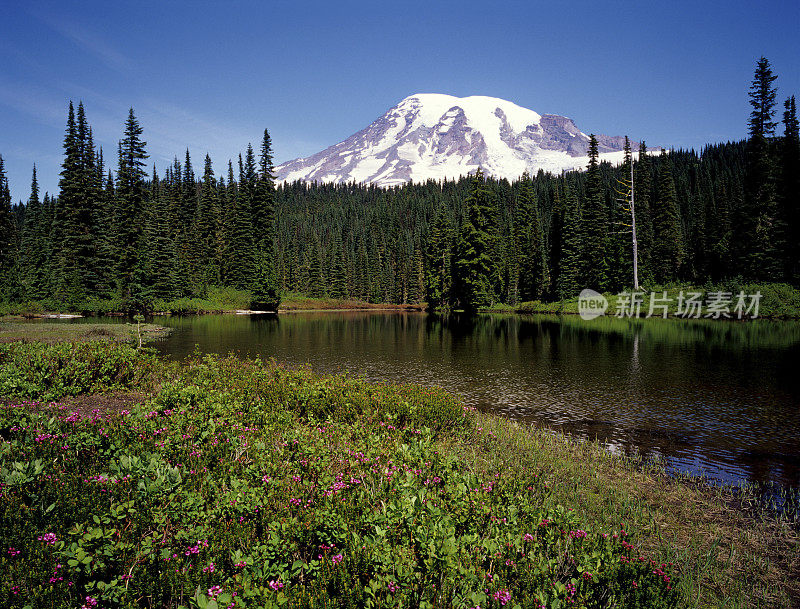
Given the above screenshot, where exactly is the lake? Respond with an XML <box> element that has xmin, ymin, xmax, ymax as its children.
<box><xmin>89</xmin><ymin>312</ymin><xmax>800</xmax><ymax>488</ymax></box>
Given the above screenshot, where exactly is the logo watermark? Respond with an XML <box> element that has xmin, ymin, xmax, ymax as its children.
<box><xmin>578</xmin><ymin>289</ymin><xmax>608</xmax><ymax>320</ymax></box>
<box><xmin>578</xmin><ymin>290</ymin><xmax>762</xmax><ymax>320</ymax></box>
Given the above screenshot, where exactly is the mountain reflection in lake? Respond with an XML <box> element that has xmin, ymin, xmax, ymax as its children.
<box><xmin>148</xmin><ymin>312</ymin><xmax>800</xmax><ymax>488</ymax></box>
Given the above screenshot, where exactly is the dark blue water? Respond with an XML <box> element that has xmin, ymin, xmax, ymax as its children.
<box><xmin>81</xmin><ymin>312</ymin><xmax>800</xmax><ymax>488</ymax></box>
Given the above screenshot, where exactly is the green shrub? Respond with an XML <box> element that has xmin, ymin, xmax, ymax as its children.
<box><xmin>0</xmin><ymin>342</ymin><xmax>157</xmax><ymax>400</ymax></box>
<box><xmin>0</xmin><ymin>369</ymin><xmax>680</xmax><ymax>609</ymax></box>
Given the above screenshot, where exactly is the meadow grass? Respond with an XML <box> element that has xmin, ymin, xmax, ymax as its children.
<box><xmin>279</xmin><ymin>292</ymin><xmax>423</xmax><ymax>312</ymax></box>
<box><xmin>0</xmin><ymin>320</ymin><xmax>170</xmax><ymax>346</ymax></box>
<box><xmin>0</xmin><ymin>343</ymin><xmax>796</xmax><ymax>608</ymax></box>
<box><xmin>508</xmin><ymin>282</ymin><xmax>800</xmax><ymax>320</ymax></box>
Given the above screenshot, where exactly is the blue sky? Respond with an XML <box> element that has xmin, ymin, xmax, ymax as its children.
<box><xmin>1</xmin><ymin>0</ymin><xmax>799</xmax><ymax>201</ymax></box>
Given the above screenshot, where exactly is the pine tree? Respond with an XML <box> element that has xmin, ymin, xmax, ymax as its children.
<box><xmin>548</xmin><ymin>180</ymin><xmax>564</xmax><ymax>299</ymax></box>
<box><xmin>75</xmin><ymin>103</ymin><xmax>100</xmax><ymax>294</ymax></box>
<box><xmin>52</xmin><ymin>101</ymin><xmax>84</xmax><ymax>302</ymax></box>
<box><xmin>580</xmin><ymin>135</ymin><xmax>607</xmax><ymax>291</ymax></box>
<box><xmin>454</xmin><ymin>169</ymin><xmax>498</xmax><ymax>312</ymax></box>
<box><xmin>749</xmin><ymin>57</ymin><xmax>779</xmax><ymax>137</ymax></box>
<box><xmin>116</xmin><ymin>108</ymin><xmax>149</xmax><ymax>308</ymax></box>
<box><xmin>651</xmin><ymin>150</ymin><xmax>684</xmax><ymax>282</ymax></box>
<box><xmin>253</xmin><ymin>129</ymin><xmax>276</xmax><ymax>246</ymax></box>
<box><xmin>250</xmin><ymin>129</ymin><xmax>281</xmax><ymax>310</ymax></box>
<box><xmin>145</xmin><ymin>168</ymin><xmax>179</xmax><ymax>300</ymax></box>
<box><xmin>516</xmin><ymin>173</ymin><xmax>549</xmax><ymax>301</ymax></box>
<box><xmin>92</xmin><ymin>148</ymin><xmax>115</xmax><ymax>297</ymax></box>
<box><xmin>557</xmin><ymin>182</ymin><xmax>581</xmax><ymax>300</ymax></box>
<box><xmin>195</xmin><ymin>154</ymin><xmax>220</xmax><ymax>288</ymax></box>
<box><xmin>739</xmin><ymin>56</ymin><xmax>782</xmax><ymax>280</ymax></box>
<box><xmin>20</xmin><ymin>165</ymin><xmax>46</xmax><ymax>299</ymax></box>
<box><xmin>307</xmin><ymin>239</ymin><xmax>325</xmax><ymax>298</ymax></box>
<box><xmin>181</xmin><ymin>148</ymin><xmax>197</xmax><ymax>225</ymax></box>
<box><xmin>424</xmin><ymin>203</ymin><xmax>453</xmax><ymax>310</ymax></box>
<box><xmin>707</xmin><ymin>172</ymin><xmax>734</xmax><ymax>281</ymax></box>
<box><xmin>226</xmin><ymin>161</ymin><xmax>255</xmax><ymax>291</ymax></box>
<box><xmin>409</xmin><ymin>242</ymin><xmax>425</xmax><ymax>304</ymax></box>
<box><xmin>781</xmin><ymin>96</ymin><xmax>800</xmax><ymax>282</ymax></box>
<box><xmin>328</xmin><ymin>232</ymin><xmax>348</xmax><ymax>300</ymax></box>
<box><xmin>0</xmin><ymin>155</ymin><xmax>17</xmax><ymax>298</ymax></box>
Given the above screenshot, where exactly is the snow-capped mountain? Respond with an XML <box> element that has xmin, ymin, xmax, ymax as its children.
<box><xmin>276</xmin><ymin>93</ymin><xmax>635</xmax><ymax>187</ymax></box>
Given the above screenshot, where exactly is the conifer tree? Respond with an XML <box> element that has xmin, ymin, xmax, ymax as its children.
<box><xmin>92</xmin><ymin>148</ymin><xmax>115</xmax><ymax>297</ymax></box>
<box><xmin>181</xmin><ymin>148</ymin><xmax>196</xmax><ymax>225</ymax></box>
<box><xmin>409</xmin><ymin>242</ymin><xmax>425</xmax><ymax>304</ymax></box>
<box><xmin>0</xmin><ymin>155</ymin><xmax>16</xmax><ymax>298</ymax></box>
<box><xmin>740</xmin><ymin>56</ymin><xmax>782</xmax><ymax>280</ymax></box>
<box><xmin>116</xmin><ymin>108</ymin><xmax>149</xmax><ymax>307</ymax></box>
<box><xmin>195</xmin><ymin>154</ymin><xmax>220</xmax><ymax>288</ymax></box>
<box><xmin>557</xmin><ymin>182</ymin><xmax>581</xmax><ymax>300</ymax></box>
<box><xmin>328</xmin><ymin>233</ymin><xmax>348</xmax><ymax>300</ymax></box>
<box><xmin>20</xmin><ymin>165</ymin><xmax>46</xmax><ymax>298</ymax></box>
<box><xmin>145</xmin><ymin>168</ymin><xmax>179</xmax><ymax>300</ymax></box>
<box><xmin>52</xmin><ymin>101</ymin><xmax>83</xmax><ymax>302</ymax></box>
<box><xmin>425</xmin><ymin>203</ymin><xmax>454</xmax><ymax>310</ymax></box>
<box><xmin>74</xmin><ymin>103</ymin><xmax>99</xmax><ymax>293</ymax></box>
<box><xmin>454</xmin><ymin>169</ymin><xmax>498</xmax><ymax>312</ymax></box>
<box><xmin>250</xmin><ymin>130</ymin><xmax>281</xmax><ymax>310</ymax></box>
<box><xmin>781</xmin><ymin>96</ymin><xmax>800</xmax><ymax>282</ymax></box>
<box><xmin>651</xmin><ymin>150</ymin><xmax>684</xmax><ymax>282</ymax></box>
<box><xmin>226</xmin><ymin>161</ymin><xmax>256</xmax><ymax>291</ymax></box>
<box><xmin>253</xmin><ymin>129</ymin><xmax>276</xmax><ymax>246</ymax></box>
<box><xmin>307</xmin><ymin>240</ymin><xmax>325</xmax><ymax>298</ymax></box>
<box><xmin>547</xmin><ymin>180</ymin><xmax>564</xmax><ymax>299</ymax></box>
<box><xmin>580</xmin><ymin>135</ymin><xmax>607</xmax><ymax>291</ymax></box>
<box><xmin>516</xmin><ymin>173</ymin><xmax>549</xmax><ymax>301</ymax></box>
<box><xmin>707</xmin><ymin>172</ymin><xmax>734</xmax><ymax>281</ymax></box>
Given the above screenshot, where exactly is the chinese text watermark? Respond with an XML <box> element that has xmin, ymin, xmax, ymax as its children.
<box><xmin>580</xmin><ymin>290</ymin><xmax>761</xmax><ymax>320</ymax></box>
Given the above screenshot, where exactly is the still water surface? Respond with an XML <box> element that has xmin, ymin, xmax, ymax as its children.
<box><xmin>143</xmin><ymin>312</ymin><xmax>800</xmax><ymax>488</ymax></box>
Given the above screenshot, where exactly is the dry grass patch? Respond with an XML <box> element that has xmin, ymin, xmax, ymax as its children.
<box><xmin>445</xmin><ymin>413</ymin><xmax>799</xmax><ymax>608</ymax></box>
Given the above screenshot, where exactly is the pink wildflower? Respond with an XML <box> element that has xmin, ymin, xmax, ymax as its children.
<box><xmin>493</xmin><ymin>589</ymin><xmax>512</xmax><ymax>606</ymax></box>
<box><xmin>38</xmin><ymin>533</ymin><xmax>58</xmax><ymax>545</ymax></box>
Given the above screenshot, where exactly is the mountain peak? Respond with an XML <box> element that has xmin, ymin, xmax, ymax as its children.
<box><xmin>397</xmin><ymin>93</ymin><xmax>543</xmax><ymax>134</ymax></box>
<box><xmin>276</xmin><ymin>94</ymin><xmax>632</xmax><ymax>187</ymax></box>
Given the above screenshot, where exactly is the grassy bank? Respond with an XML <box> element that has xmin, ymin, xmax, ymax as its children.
<box><xmin>0</xmin><ymin>287</ymin><xmax>255</xmax><ymax>317</ymax></box>
<box><xmin>0</xmin><ymin>343</ymin><xmax>797</xmax><ymax>608</ymax></box>
<box><xmin>0</xmin><ymin>320</ymin><xmax>170</xmax><ymax>346</ymax></box>
<box><xmin>3</xmin><ymin>282</ymin><xmax>798</xmax><ymax>319</ymax></box>
<box><xmin>0</xmin><ymin>289</ymin><xmax>423</xmax><ymax>317</ymax></box>
<box><xmin>501</xmin><ymin>282</ymin><xmax>800</xmax><ymax>320</ymax></box>
<box><xmin>279</xmin><ymin>292</ymin><xmax>424</xmax><ymax>312</ymax></box>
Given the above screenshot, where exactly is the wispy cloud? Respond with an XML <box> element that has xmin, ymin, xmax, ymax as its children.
<box><xmin>35</xmin><ymin>11</ymin><xmax>134</xmax><ymax>73</ymax></box>
<box><xmin>0</xmin><ymin>78</ymin><xmax>67</xmax><ymax>125</ymax></box>
<box><xmin>46</xmin><ymin>83</ymin><xmax>259</xmax><ymax>171</ymax></box>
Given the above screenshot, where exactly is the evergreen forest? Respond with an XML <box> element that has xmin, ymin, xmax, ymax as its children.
<box><xmin>0</xmin><ymin>57</ymin><xmax>797</xmax><ymax>313</ymax></box>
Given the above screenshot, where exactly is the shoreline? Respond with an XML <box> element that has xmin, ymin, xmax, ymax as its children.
<box><xmin>3</xmin><ymin>282</ymin><xmax>799</xmax><ymax>320</ymax></box>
